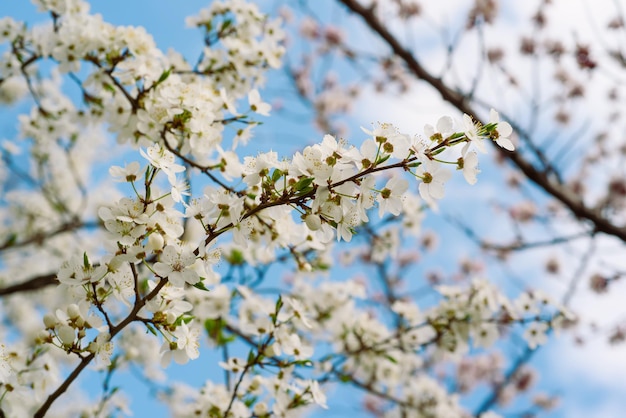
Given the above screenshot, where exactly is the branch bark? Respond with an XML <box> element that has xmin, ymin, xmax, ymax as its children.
<box><xmin>33</xmin><ymin>277</ymin><xmax>169</xmax><ymax>418</ymax></box>
<box><xmin>0</xmin><ymin>273</ymin><xmax>57</xmax><ymax>296</ymax></box>
<box><xmin>337</xmin><ymin>0</ymin><xmax>626</xmax><ymax>243</ymax></box>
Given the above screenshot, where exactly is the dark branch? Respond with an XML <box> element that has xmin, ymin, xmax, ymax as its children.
<box><xmin>0</xmin><ymin>273</ymin><xmax>58</xmax><ymax>297</ymax></box>
<box><xmin>337</xmin><ymin>0</ymin><xmax>626</xmax><ymax>243</ymax></box>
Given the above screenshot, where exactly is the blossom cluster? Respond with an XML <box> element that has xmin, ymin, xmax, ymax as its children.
<box><xmin>0</xmin><ymin>1</ymin><xmax>566</xmax><ymax>417</ymax></box>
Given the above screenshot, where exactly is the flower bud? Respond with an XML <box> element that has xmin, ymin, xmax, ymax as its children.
<box><xmin>264</xmin><ymin>342</ymin><xmax>279</xmax><ymax>357</ymax></box>
<box><xmin>57</xmin><ymin>325</ymin><xmax>76</xmax><ymax>346</ymax></box>
<box><xmin>253</xmin><ymin>402</ymin><xmax>268</xmax><ymax>415</ymax></box>
<box><xmin>43</xmin><ymin>313</ymin><xmax>57</xmax><ymax>329</ymax></box>
<box><xmin>304</xmin><ymin>214</ymin><xmax>322</xmax><ymax>231</ymax></box>
<box><xmin>147</xmin><ymin>233</ymin><xmax>164</xmax><ymax>252</ymax></box>
<box><xmin>36</xmin><ymin>330</ymin><xmax>51</xmax><ymax>344</ymax></box>
<box><xmin>249</xmin><ymin>375</ymin><xmax>263</xmax><ymax>392</ymax></box>
<box><xmin>75</xmin><ymin>316</ymin><xmax>85</xmax><ymax>329</ymax></box>
<box><xmin>67</xmin><ymin>304</ymin><xmax>81</xmax><ymax>320</ymax></box>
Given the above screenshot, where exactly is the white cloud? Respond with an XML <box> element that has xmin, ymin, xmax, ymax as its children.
<box><xmin>350</xmin><ymin>0</ymin><xmax>626</xmax><ymax>415</ymax></box>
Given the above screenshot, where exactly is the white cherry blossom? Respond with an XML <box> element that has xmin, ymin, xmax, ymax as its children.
<box><xmin>524</xmin><ymin>322</ymin><xmax>549</xmax><ymax>349</ymax></box>
<box><xmin>377</xmin><ymin>175</ymin><xmax>409</xmax><ymax>216</ymax></box>
<box><xmin>248</xmin><ymin>89</ymin><xmax>271</xmax><ymax>116</ymax></box>
<box><xmin>459</xmin><ymin>151</ymin><xmax>480</xmax><ymax>185</ymax></box>
<box><xmin>489</xmin><ymin>109</ymin><xmax>515</xmax><ymax>151</ymax></box>
<box><xmin>0</xmin><ymin>2</ymin><xmax>550</xmax><ymax>417</ymax></box>
<box><xmin>153</xmin><ymin>245</ymin><xmax>199</xmax><ymax>287</ymax></box>
<box><xmin>161</xmin><ymin>322</ymin><xmax>200</xmax><ymax>366</ymax></box>
<box><xmin>415</xmin><ymin>160</ymin><xmax>453</xmax><ymax>207</ymax></box>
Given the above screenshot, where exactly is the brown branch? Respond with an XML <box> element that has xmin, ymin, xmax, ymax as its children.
<box><xmin>337</xmin><ymin>0</ymin><xmax>626</xmax><ymax>243</ymax></box>
<box><xmin>0</xmin><ymin>220</ymin><xmax>98</xmax><ymax>253</ymax></box>
<box><xmin>448</xmin><ymin>214</ymin><xmax>594</xmax><ymax>253</ymax></box>
<box><xmin>33</xmin><ymin>277</ymin><xmax>169</xmax><ymax>417</ymax></box>
<box><xmin>475</xmin><ymin>235</ymin><xmax>595</xmax><ymax>415</ymax></box>
<box><xmin>0</xmin><ymin>273</ymin><xmax>58</xmax><ymax>296</ymax></box>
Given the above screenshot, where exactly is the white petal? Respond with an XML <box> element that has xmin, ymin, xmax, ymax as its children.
<box><xmin>248</xmin><ymin>89</ymin><xmax>261</xmax><ymax>105</ymax></box>
<box><xmin>182</xmin><ymin>269</ymin><xmax>200</xmax><ymax>285</ymax></box>
<box><xmin>436</xmin><ymin>116</ymin><xmax>453</xmax><ymax>133</ymax></box>
<box><xmin>436</xmin><ymin>167</ymin><xmax>453</xmax><ymax>182</ymax></box>
<box><xmin>489</xmin><ymin>108</ymin><xmax>499</xmax><ymax>123</ymax></box>
<box><xmin>418</xmin><ymin>182</ymin><xmax>430</xmax><ymax>201</ymax></box>
<box><xmin>161</xmin><ymin>245</ymin><xmax>178</xmax><ymax>263</ymax></box>
<box><xmin>475</xmin><ymin>138</ymin><xmax>488</xmax><ymax>154</ymax></box>
<box><xmin>429</xmin><ymin>182</ymin><xmax>446</xmax><ymax>199</ymax></box>
<box><xmin>168</xmin><ymin>271</ymin><xmax>185</xmax><ymax>287</ymax></box>
<box><xmin>496</xmin><ymin>137</ymin><xmax>515</xmax><ymax>151</ymax></box>
<box><xmin>360</xmin><ymin>126</ymin><xmax>374</xmax><ymax>136</ymax></box>
<box><xmin>57</xmin><ymin>325</ymin><xmax>76</xmax><ymax>346</ymax></box>
<box><xmin>498</xmin><ymin>121</ymin><xmax>513</xmax><ymax>137</ymax></box>
<box><xmin>153</xmin><ymin>262</ymin><xmax>173</xmax><ymax>278</ymax></box>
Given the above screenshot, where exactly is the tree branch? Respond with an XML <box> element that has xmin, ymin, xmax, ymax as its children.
<box><xmin>33</xmin><ymin>277</ymin><xmax>169</xmax><ymax>417</ymax></box>
<box><xmin>0</xmin><ymin>273</ymin><xmax>58</xmax><ymax>296</ymax></box>
<box><xmin>337</xmin><ymin>0</ymin><xmax>626</xmax><ymax>243</ymax></box>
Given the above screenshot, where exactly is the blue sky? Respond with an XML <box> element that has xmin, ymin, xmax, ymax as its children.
<box><xmin>3</xmin><ymin>1</ymin><xmax>626</xmax><ymax>417</ymax></box>
<box><xmin>0</xmin><ymin>2</ymin><xmax>326</xmax><ymax>416</ymax></box>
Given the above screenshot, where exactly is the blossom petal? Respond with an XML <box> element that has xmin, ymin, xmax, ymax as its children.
<box><xmin>436</xmin><ymin>116</ymin><xmax>453</xmax><ymax>133</ymax></box>
<box><xmin>496</xmin><ymin>137</ymin><xmax>515</xmax><ymax>151</ymax></box>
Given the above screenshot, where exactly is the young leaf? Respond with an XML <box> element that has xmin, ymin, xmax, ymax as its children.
<box><xmin>193</xmin><ymin>281</ymin><xmax>211</xmax><ymax>292</ymax></box>
<box><xmin>145</xmin><ymin>323</ymin><xmax>158</xmax><ymax>336</ymax></box>
<box><xmin>293</xmin><ymin>177</ymin><xmax>314</xmax><ymax>192</ymax></box>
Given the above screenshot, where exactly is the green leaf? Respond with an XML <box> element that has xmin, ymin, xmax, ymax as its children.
<box><xmin>244</xmin><ymin>396</ymin><xmax>258</xmax><ymax>407</ymax></box>
<box><xmin>431</xmin><ymin>148</ymin><xmax>445</xmax><ymax>156</ymax></box>
<box><xmin>449</xmin><ymin>132</ymin><xmax>465</xmax><ymax>140</ymax></box>
<box><xmin>204</xmin><ymin>318</ymin><xmax>221</xmax><ymax>336</ymax></box>
<box><xmin>83</xmin><ymin>252</ymin><xmax>90</xmax><ymax>269</ymax></box>
<box><xmin>102</xmin><ymin>83</ymin><xmax>116</xmax><ymax>94</ymax></box>
<box><xmin>220</xmin><ymin>19</ymin><xmax>233</xmax><ymax>33</ymax></box>
<box><xmin>83</xmin><ymin>92</ymin><xmax>103</xmax><ymax>108</ymax></box>
<box><xmin>226</xmin><ymin>249</ymin><xmax>245</xmax><ymax>265</ymax></box>
<box><xmin>174</xmin><ymin>314</ymin><xmax>194</xmax><ymax>326</ymax></box>
<box><xmin>204</xmin><ymin>318</ymin><xmax>235</xmax><ymax>346</ymax></box>
<box><xmin>275</xmin><ymin>295</ymin><xmax>283</xmax><ymax>314</ymax></box>
<box><xmin>192</xmin><ymin>280</ymin><xmax>211</xmax><ymax>292</ymax></box>
<box><xmin>316</xmin><ymin>261</ymin><xmax>331</xmax><ymax>271</ymax></box>
<box><xmin>293</xmin><ymin>177</ymin><xmax>314</xmax><ymax>192</ymax></box>
<box><xmin>483</xmin><ymin>122</ymin><xmax>497</xmax><ymax>132</ymax></box>
<box><xmin>145</xmin><ymin>323</ymin><xmax>157</xmax><ymax>336</ymax></box>
<box><xmin>157</xmin><ymin>68</ymin><xmax>171</xmax><ymax>84</ymax></box>
<box><xmin>376</xmin><ymin>154</ymin><xmax>391</xmax><ymax>165</ymax></box>
<box><xmin>295</xmin><ymin>186</ymin><xmax>314</xmax><ymax>197</ymax></box>
<box><xmin>2</xmin><ymin>233</ymin><xmax>17</xmax><ymax>247</ymax></box>
<box><xmin>383</xmin><ymin>354</ymin><xmax>397</xmax><ymax>364</ymax></box>
<box><xmin>271</xmin><ymin>169</ymin><xmax>283</xmax><ymax>183</ymax></box>
<box><xmin>247</xmin><ymin>349</ymin><xmax>256</xmax><ymax>365</ymax></box>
